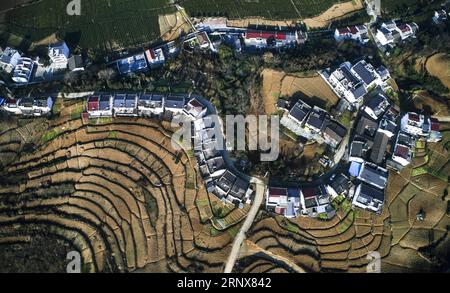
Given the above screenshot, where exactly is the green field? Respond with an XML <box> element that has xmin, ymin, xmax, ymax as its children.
<box><xmin>0</xmin><ymin>0</ymin><xmax>175</xmax><ymax>51</ymax></box>
<box><xmin>181</xmin><ymin>0</ymin><xmax>343</xmax><ymax>19</ymax></box>
<box><xmin>381</xmin><ymin>0</ymin><xmax>446</xmax><ymax>17</ymax></box>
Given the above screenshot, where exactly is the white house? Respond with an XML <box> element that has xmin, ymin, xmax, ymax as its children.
<box><xmin>48</xmin><ymin>42</ymin><xmax>70</xmax><ymax>70</ymax></box>
<box><xmin>165</xmin><ymin>95</ymin><xmax>186</xmax><ymax>115</ymax></box>
<box><xmin>401</xmin><ymin>112</ymin><xmax>442</xmax><ymax>142</ymax></box>
<box><xmin>352</xmin><ymin>183</ymin><xmax>384</xmax><ymax>214</ymax></box>
<box><xmin>363</xmin><ymin>92</ymin><xmax>391</xmax><ymax>120</ymax></box>
<box><xmin>17</xmin><ymin>97</ymin><xmax>34</xmax><ymax>115</ymax></box>
<box><xmin>1</xmin><ymin>98</ymin><xmax>22</xmax><ymax>115</ymax></box>
<box><xmin>266</xmin><ymin>187</ymin><xmax>301</xmax><ymax>218</ymax></box>
<box><xmin>145</xmin><ymin>48</ymin><xmax>165</xmax><ymax>68</ymax></box>
<box><xmin>356</xmin><ymin>162</ymin><xmax>388</xmax><ymax>190</ymax></box>
<box><xmin>433</xmin><ymin>10</ymin><xmax>448</xmax><ymax>24</ymax></box>
<box><xmin>87</xmin><ymin>95</ymin><xmax>113</xmax><ymax>118</ymax></box>
<box><xmin>113</xmin><ymin>94</ymin><xmax>137</xmax><ymax>116</ymax></box>
<box><xmin>326</xmin><ymin>61</ymin><xmax>367</xmax><ymax>104</ymax></box>
<box><xmin>33</xmin><ymin>96</ymin><xmax>53</xmax><ymax>116</ymax></box>
<box><xmin>400</xmin><ymin>112</ymin><xmax>426</xmax><ymax>137</ymax></box>
<box><xmin>184</xmin><ymin>97</ymin><xmax>207</xmax><ymax>119</ymax></box>
<box><xmin>243</xmin><ymin>30</ymin><xmax>300</xmax><ymax>49</ymax></box>
<box><xmin>392</xmin><ymin>144</ymin><xmax>412</xmax><ymax>167</ymax></box>
<box><xmin>137</xmin><ymin>93</ymin><xmax>164</xmax><ymax>116</ymax></box>
<box><xmin>12</xmin><ymin>57</ymin><xmax>34</xmax><ymax>83</ymax></box>
<box><xmin>375</xmin><ymin>21</ymin><xmax>419</xmax><ymax>47</ymax></box>
<box><xmin>334</xmin><ymin>25</ymin><xmax>369</xmax><ymax>44</ymax></box>
<box><xmin>0</xmin><ymin>47</ymin><xmax>21</xmax><ymax>73</ymax></box>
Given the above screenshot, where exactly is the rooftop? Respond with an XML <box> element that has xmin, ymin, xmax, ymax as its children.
<box><xmin>358</xmin><ymin>163</ymin><xmax>388</xmax><ymax>189</ymax></box>
<box><xmin>357</xmin><ymin>183</ymin><xmax>384</xmax><ymax>202</ymax></box>
<box><xmin>352</xmin><ymin>61</ymin><xmax>375</xmax><ymax>86</ymax></box>
<box><xmin>370</xmin><ymin>131</ymin><xmax>390</xmax><ymax>164</ymax></box>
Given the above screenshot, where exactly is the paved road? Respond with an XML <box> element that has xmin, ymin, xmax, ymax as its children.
<box><xmin>224</xmin><ymin>177</ymin><xmax>266</xmax><ymax>273</ymax></box>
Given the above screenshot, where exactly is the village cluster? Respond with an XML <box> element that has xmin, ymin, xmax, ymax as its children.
<box><xmin>0</xmin><ymin>8</ymin><xmax>447</xmax><ymax>220</ymax></box>
<box><xmin>0</xmin><ymin>41</ymin><xmax>84</xmax><ymax>84</ymax></box>
<box><xmin>266</xmin><ymin>54</ymin><xmax>443</xmax><ymax>218</ymax></box>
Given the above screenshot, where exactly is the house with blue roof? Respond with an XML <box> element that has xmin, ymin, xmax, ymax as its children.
<box><xmin>113</xmin><ymin>94</ymin><xmax>137</xmax><ymax>116</ymax></box>
<box><xmin>116</xmin><ymin>53</ymin><xmax>148</xmax><ymax>75</ymax></box>
<box><xmin>138</xmin><ymin>94</ymin><xmax>165</xmax><ymax>116</ymax></box>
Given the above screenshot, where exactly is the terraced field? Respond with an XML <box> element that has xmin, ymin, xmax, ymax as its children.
<box><xmin>1</xmin><ymin>100</ymin><xmax>448</xmax><ymax>273</ymax></box>
<box><xmin>235</xmin><ymin>140</ymin><xmax>450</xmax><ymax>272</ymax></box>
<box><xmin>0</xmin><ymin>101</ymin><xmax>245</xmax><ymax>273</ymax></box>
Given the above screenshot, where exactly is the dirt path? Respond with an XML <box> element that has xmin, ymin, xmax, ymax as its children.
<box><xmin>224</xmin><ymin>177</ymin><xmax>266</xmax><ymax>273</ymax></box>
<box><xmin>244</xmin><ymin>240</ymin><xmax>306</xmax><ymax>273</ymax></box>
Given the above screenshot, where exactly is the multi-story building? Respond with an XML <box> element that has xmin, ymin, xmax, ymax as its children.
<box><xmin>48</xmin><ymin>41</ymin><xmax>70</xmax><ymax>70</ymax></box>
<box><xmin>87</xmin><ymin>95</ymin><xmax>113</xmax><ymax>117</ymax></box>
<box><xmin>243</xmin><ymin>30</ymin><xmax>303</xmax><ymax>49</ymax></box>
<box><xmin>113</xmin><ymin>94</ymin><xmax>138</xmax><ymax>116</ymax></box>
<box><xmin>334</xmin><ymin>25</ymin><xmax>369</xmax><ymax>44</ymax></box>
<box><xmin>352</xmin><ymin>183</ymin><xmax>385</xmax><ymax>214</ymax></box>
<box><xmin>12</xmin><ymin>57</ymin><xmax>34</xmax><ymax>83</ymax></box>
<box><xmin>0</xmin><ymin>47</ymin><xmax>21</xmax><ymax>73</ymax></box>
<box><xmin>375</xmin><ymin>20</ymin><xmax>419</xmax><ymax>49</ymax></box>
<box><xmin>137</xmin><ymin>93</ymin><xmax>164</xmax><ymax>116</ymax></box>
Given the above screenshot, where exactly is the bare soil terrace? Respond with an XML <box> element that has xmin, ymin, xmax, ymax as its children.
<box><xmin>0</xmin><ymin>101</ymin><xmax>250</xmax><ymax>272</ymax></box>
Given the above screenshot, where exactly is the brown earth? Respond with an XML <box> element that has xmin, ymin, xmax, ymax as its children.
<box><xmin>234</xmin><ymin>139</ymin><xmax>449</xmax><ymax>273</ymax></box>
<box><xmin>413</xmin><ymin>90</ymin><xmax>450</xmax><ymax>116</ymax></box>
<box><xmin>303</xmin><ymin>0</ymin><xmax>364</xmax><ymax>29</ymax></box>
<box><xmin>0</xmin><ymin>100</ymin><xmax>249</xmax><ymax>273</ymax></box>
<box><xmin>426</xmin><ymin>53</ymin><xmax>450</xmax><ymax>90</ymax></box>
<box><xmin>159</xmin><ymin>11</ymin><xmax>192</xmax><ymax>42</ymax></box>
<box><xmin>261</xmin><ymin>68</ymin><xmax>339</xmax><ymax>113</ymax></box>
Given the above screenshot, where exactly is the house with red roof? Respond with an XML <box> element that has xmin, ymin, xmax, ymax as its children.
<box><xmin>391</xmin><ymin>131</ymin><xmax>414</xmax><ymax>167</ymax></box>
<box><xmin>299</xmin><ymin>186</ymin><xmax>334</xmax><ymax>218</ymax></box>
<box><xmin>334</xmin><ymin>25</ymin><xmax>369</xmax><ymax>44</ymax></box>
<box><xmin>184</xmin><ymin>97</ymin><xmax>207</xmax><ymax>119</ymax></box>
<box><xmin>145</xmin><ymin>48</ymin><xmax>165</xmax><ymax>68</ymax></box>
<box><xmin>87</xmin><ymin>95</ymin><xmax>112</xmax><ymax>118</ymax></box>
<box><xmin>1</xmin><ymin>98</ymin><xmax>22</xmax><ymax>115</ymax></box>
<box><xmin>265</xmin><ymin>187</ymin><xmax>301</xmax><ymax>218</ymax></box>
<box><xmin>401</xmin><ymin>112</ymin><xmax>441</xmax><ymax>142</ymax></box>
<box><xmin>243</xmin><ymin>30</ymin><xmax>302</xmax><ymax>49</ymax></box>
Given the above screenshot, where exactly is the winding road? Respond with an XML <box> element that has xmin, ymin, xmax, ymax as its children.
<box><xmin>224</xmin><ymin>176</ymin><xmax>266</xmax><ymax>273</ymax></box>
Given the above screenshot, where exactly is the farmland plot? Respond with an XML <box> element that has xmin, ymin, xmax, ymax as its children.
<box><xmin>181</xmin><ymin>0</ymin><xmax>345</xmax><ymax>19</ymax></box>
<box><xmin>0</xmin><ymin>103</ymin><xmax>243</xmax><ymax>272</ymax></box>
<box><xmin>0</xmin><ymin>0</ymin><xmax>176</xmax><ymax>51</ymax></box>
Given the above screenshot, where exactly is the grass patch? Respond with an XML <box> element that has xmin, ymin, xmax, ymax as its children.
<box><xmin>412</xmin><ymin>167</ymin><xmax>428</xmax><ymax>177</ymax></box>
<box><xmin>41</xmin><ymin>128</ymin><xmax>61</xmax><ymax>143</ymax></box>
<box><xmin>280</xmin><ymin>218</ymin><xmax>301</xmax><ymax>234</ymax></box>
<box><xmin>108</xmin><ymin>131</ymin><xmax>118</xmax><ymax>139</ymax></box>
<box><xmin>227</xmin><ymin>225</ymin><xmax>240</xmax><ymax>238</ymax></box>
<box><xmin>142</xmin><ymin>189</ymin><xmax>159</xmax><ymax>227</ymax></box>
<box><xmin>337</xmin><ymin>211</ymin><xmax>354</xmax><ymax>233</ymax></box>
<box><xmin>90</xmin><ymin>117</ymin><xmax>113</xmax><ymax>125</ymax></box>
<box><xmin>210</xmin><ymin>225</ymin><xmax>220</xmax><ymax>237</ymax></box>
<box><xmin>337</xmin><ymin>110</ymin><xmax>352</xmax><ymax>128</ymax></box>
<box><xmin>195</xmin><ymin>199</ymin><xmax>209</xmax><ymax>207</ymax></box>
<box><xmin>70</xmin><ymin>103</ymin><xmax>84</xmax><ymax>120</ymax></box>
